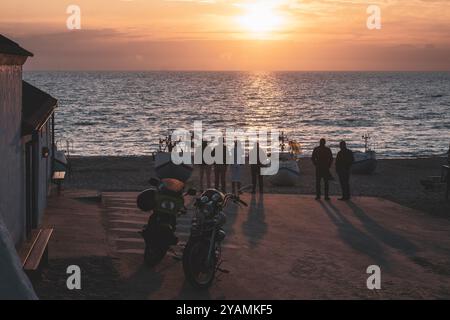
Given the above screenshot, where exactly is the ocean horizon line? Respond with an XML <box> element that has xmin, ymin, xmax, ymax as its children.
<box><xmin>23</xmin><ymin>69</ymin><xmax>450</xmax><ymax>73</ymax></box>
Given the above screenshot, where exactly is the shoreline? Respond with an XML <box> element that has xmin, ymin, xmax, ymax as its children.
<box><xmin>68</xmin><ymin>153</ymin><xmax>449</xmax><ymax>161</ymax></box>
<box><xmin>63</xmin><ymin>155</ymin><xmax>450</xmax><ymax>218</ymax></box>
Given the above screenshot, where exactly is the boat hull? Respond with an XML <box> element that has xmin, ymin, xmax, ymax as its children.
<box><xmin>352</xmin><ymin>151</ymin><xmax>377</xmax><ymax>174</ymax></box>
<box><xmin>269</xmin><ymin>160</ymin><xmax>300</xmax><ymax>186</ymax></box>
<box><xmin>53</xmin><ymin>150</ymin><xmax>68</xmax><ymax>172</ymax></box>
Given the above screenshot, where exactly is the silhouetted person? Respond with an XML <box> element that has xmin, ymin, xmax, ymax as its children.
<box><xmin>213</xmin><ymin>140</ymin><xmax>228</xmax><ymax>192</ymax></box>
<box><xmin>231</xmin><ymin>141</ymin><xmax>243</xmax><ymax>196</ymax></box>
<box><xmin>166</xmin><ymin>136</ymin><xmax>176</xmax><ymax>152</ymax></box>
<box><xmin>199</xmin><ymin>139</ymin><xmax>211</xmax><ymax>191</ymax></box>
<box><xmin>335</xmin><ymin>141</ymin><xmax>354</xmax><ymax>200</ymax></box>
<box><xmin>250</xmin><ymin>142</ymin><xmax>265</xmax><ymax>194</ymax></box>
<box><xmin>447</xmin><ymin>143</ymin><xmax>450</xmax><ymax>166</ymax></box>
<box><xmin>312</xmin><ymin>138</ymin><xmax>333</xmax><ymax>200</ymax></box>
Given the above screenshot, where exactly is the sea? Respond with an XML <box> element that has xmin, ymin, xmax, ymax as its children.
<box><xmin>23</xmin><ymin>71</ymin><xmax>450</xmax><ymax>158</ymax></box>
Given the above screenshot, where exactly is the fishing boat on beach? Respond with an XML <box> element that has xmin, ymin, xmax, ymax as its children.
<box><xmin>154</xmin><ymin>131</ymin><xmax>193</xmax><ymax>181</ymax></box>
<box><xmin>54</xmin><ymin>148</ymin><xmax>68</xmax><ymax>171</ymax></box>
<box><xmin>352</xmin><ymin>134</ymin><xmax>377</xmax><ymax>175</ymax></box>
<box><xmin>268</xmin><ymin>132</ymin><xmax>301</xmax><ymax>187</ymax></box>
<box><xmin>54</xmin><ymin>139</ymin><xmax>71</xmax><ymax>174</ymax></box>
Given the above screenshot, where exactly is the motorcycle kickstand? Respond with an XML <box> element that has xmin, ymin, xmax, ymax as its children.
<box><xmin>216</xmin><ymin>260</ymin><xmax>230</xmax><ymax>274</ymax></box>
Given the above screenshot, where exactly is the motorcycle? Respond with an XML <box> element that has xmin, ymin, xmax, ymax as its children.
<box><xmin>182</xmin><ymin>188</ymin><xmax>248</xmax><ymax>289</ymax></box>
<box><xmin>137</xmin><ymin>177</ymin><xmax>196</xmax><ymax>267</ymax></box>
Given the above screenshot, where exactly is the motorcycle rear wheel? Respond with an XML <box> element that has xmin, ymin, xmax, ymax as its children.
<box><xmin>182</xmin><ymin>239</ymin><xmax>217</xmax><ymax>289</ymax></box>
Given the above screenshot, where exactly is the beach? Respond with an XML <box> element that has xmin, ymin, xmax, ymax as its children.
<box><xmin>64</xmin><ymin>156</ymin><xmax>450</xmax><ymax>218</ymax></box>
<box><xmin>32</xmin><ymin>155</ymin><xmax>450</xmax><ymax>299</ymax></box>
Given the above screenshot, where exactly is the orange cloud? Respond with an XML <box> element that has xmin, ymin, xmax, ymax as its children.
<box><xmin>0</xmin><ymin>0</ymin><xmax>449</xmax><ymax>70</ymax></box>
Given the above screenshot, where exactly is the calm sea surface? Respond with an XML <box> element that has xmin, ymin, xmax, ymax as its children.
<box><xmin>24</xmin><ymin>71</ymin><xmax>450</xmax><ymax>158</ymax></box>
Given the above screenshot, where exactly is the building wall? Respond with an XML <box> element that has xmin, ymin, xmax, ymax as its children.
<box><xmin>0</xmin><ymin>63</ymin><xmax>25</xmax><ymax>245</ymax></box>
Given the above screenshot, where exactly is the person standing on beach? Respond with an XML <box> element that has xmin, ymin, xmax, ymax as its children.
<box><xmin>335</xmin><ymin>141</ymin><xmax>354</xmax><ymax>201</ymax></box>
<box><xmin>199</xmin><ymin>139</ymin><xmax>211</xmax><ymax>191</ymax></box>
<box><xmin>231</xmin><ymin>141</ymin><xmax>243</xmax><ymax>196</ymax></box>
<box><xmin>312</xmin><ymin>138</ymin><xmax>333</xmax><ymax>200</ymax></box>
<box><xmin>250</xmin><ymin>142</ymin><xmax>265</xmax><ymax>194</ymax></box>
<box><xmin>447</xmin><ymin>143</ymin><xmax>450</xmax><ymax>166</ymax></box>
<box><xmin>213</xmin><ymin>139</ymin><xmax>228</xmax><ymax>192</ymax></box>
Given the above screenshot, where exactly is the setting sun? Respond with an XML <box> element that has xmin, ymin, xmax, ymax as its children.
<box><xmin>237</xmin><ymin>2</ymin><xmax>284</xmax><ymax>36</ymax></box>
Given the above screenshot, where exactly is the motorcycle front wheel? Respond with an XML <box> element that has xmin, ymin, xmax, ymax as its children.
<box><xmin>144</xmin><ymin>243</ymin><xmax>168</xmax><ymax>267</ymax></box>
<box><xmin>182</xmin><ymin>239</ymin><xmax>217</xmax><ymax>289</ymax></box>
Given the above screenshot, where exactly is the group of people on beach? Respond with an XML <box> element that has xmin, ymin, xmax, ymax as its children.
<box><xmin>197</xmin><ymin>137</ymin><xmax>356</xmax><ymax>200</ymax></box>
<box><xmin>312</xmin><ymin>138</ymin><xmax>354</xmax><ymax>201</ymax></box>
<box><xmin>195</xmin><ymin>138</ymin><xmax>450</xmax><ymax>202</ymax></box>
<box><xmin>199</xmin><ymin>140</ymin><xmax>265</xmax><ymax>195</ymax></box>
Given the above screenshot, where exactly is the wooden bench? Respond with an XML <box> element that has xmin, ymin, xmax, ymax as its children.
<box><xmin>22</xmin><ymin>228</ymin><xmax>53</xmax><ymax>279</ymax></box>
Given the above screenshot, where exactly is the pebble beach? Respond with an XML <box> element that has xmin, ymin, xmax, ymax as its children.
<box><xmin>64</xmin><ymin>156</ymin><xmax>450</xmax><ymax>218</ymax></box>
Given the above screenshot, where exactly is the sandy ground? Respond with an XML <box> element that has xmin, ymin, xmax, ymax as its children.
<box><xmin>34</xmin><ymin>191</ymin><xmax>450</xmax><ymax>299</ymax></box>
<box><xmin>64</xmin><ymin>156</ymin><xmax>450</xmax><ymax>217</ymax></box>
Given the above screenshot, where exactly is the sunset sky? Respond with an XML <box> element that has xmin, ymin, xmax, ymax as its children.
<box><xmin>1</xmin><ymin>0</ymin><xmax>449</xmax><ymax>70</ymax></box>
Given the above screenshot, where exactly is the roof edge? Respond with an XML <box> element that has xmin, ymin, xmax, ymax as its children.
<box><xmin>0</xmin><ymin>34</ymin><xmax>34</xmax><ymax>57</ymax></box>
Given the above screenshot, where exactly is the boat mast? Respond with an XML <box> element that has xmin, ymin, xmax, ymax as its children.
<box><xmin>362</xmin><ymin>133</ymin><xmax>371</xmax><ymax>152</ymax></box>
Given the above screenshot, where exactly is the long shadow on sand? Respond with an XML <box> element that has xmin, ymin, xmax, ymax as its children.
<box><xmin>242</xmin><ymin>194</ymin><xmax>267</xmax><ymax>248</ymax></box>
<box><xmin>224</xmin><ymin>200</ymin><xmax>239</xmax><ymax>237</ymax></box>
<box><xmin>346</xmin><ymin>201</ymin><xmax>417</xmax><ymax>256</ymax></box>
<box><xmin>319</xmin><ymin>201</ymin><xmax>389</xmax><ymax>268</ymax></box>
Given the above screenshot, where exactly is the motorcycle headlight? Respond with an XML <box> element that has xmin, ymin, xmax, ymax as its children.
<box><xmin>212</xmin><ymin>193</ymin><xmax>220</xmax><ymax>201</ymax></box>
<box><xmin>161</xmin><ymin>200</ymin><xmax>175</xmax><ymax>210</ymax></box>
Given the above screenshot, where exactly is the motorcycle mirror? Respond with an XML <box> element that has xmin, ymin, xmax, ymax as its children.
<box><xmin>148</xmin><ymin>177</ymin><xmax>160</xmax><ymax>186</ymax></box>
<box><xmin>186</xmin><ymin>188</ymin><xmax>197</xmax><ymax>196</ymax></box>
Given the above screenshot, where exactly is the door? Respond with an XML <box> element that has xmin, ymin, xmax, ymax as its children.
<box><xmin>25</xmin><ymin>142</ymin><xmax>33</xmax><ymax>239</ymax></box>
<box><xmin>25</xmin><ymin>140</ymin><xmax>38</xmax><ymax>239</ymax></box>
